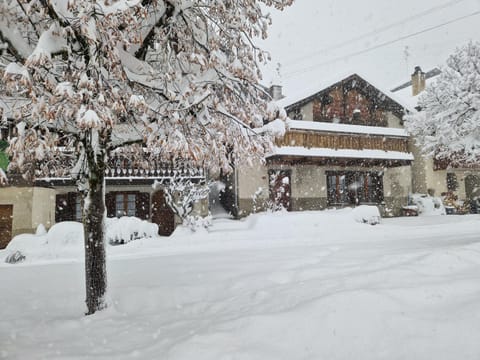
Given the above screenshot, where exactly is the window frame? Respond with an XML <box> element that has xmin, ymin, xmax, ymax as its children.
<box><xmin>326</xmin><ymin>171</ymin><xmax>384</xmax><ymax>206</ymax></box>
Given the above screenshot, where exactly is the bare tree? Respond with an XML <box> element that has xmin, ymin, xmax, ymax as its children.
<box><xmin>0</xmin><ymin>0</ymin><xmax>292</xmax><ymax>314</ymax></box>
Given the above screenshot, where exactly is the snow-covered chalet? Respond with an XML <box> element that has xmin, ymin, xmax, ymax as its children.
<box><xmin>222</xmin><ymin>73</ymin><xmax>415</xmax><ymax>217</ymax></box>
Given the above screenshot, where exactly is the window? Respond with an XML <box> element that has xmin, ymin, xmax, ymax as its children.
<box><xmin>106</xmin><ymin>191</ymin><xmax>150</xmax><ymax>220</ymax></box>
<box><xmin>446</xmin><ymin>173</ymin><xmax>458</xmax><ymax>191</ymax></box>
<box><xmin>115</xmin><ymin>193</ymin><xmax>137</xmax><ymax>217</ymax></box>
<box><xmin>55</xmin><ymin>192</ymin><xmax>83</xmax><ymax>222</ymax></box>
<box><xmin>326</xmin><ymin>171</ymin><xmax>383</xmax><ymax>205</ymax></box>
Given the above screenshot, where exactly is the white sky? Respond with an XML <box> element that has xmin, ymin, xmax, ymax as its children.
<box><xmin>260</xmin><ymin>0</ymin><xmax>480</xmax><ymax>97</ymax></box>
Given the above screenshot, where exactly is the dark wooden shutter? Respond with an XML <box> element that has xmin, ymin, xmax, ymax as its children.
<box><xmin>0</xmin><ymin>205</ymin><xmax>13</xmax><ymax>249</ymax></box>
<box><xmin>151</xmin><ymin>190</ymin><xmax>175</xmax><ymax>236</ymax></box>
<box><xmin>105</xmin><ymin>192</ymin><xmax>115</xmax><ymax>218</ymax></box>
<box><xmin>136</xmin><ymin>192</ymin><xmax>150</xmax><ymax>220</ymax></box>
<box><xmin>68</xmin><ymin>192</ymin><xmax>78</xmax><ymax>220</ymax></box>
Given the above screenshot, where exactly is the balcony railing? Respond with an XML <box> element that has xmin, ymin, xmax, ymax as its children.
<box><xmin>276</xmin><ymin>130</ymin><xmax>409</xmax><ymax>153</ymax></box>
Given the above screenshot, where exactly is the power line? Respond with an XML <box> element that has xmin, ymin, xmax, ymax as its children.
<box><xmin>283</xmin><ymin>10</ymin><xmax>480</xmax><ymax>79</ymax></box>
<box><xmin>283</xmin><ymin>0</ymin><xmax>468</xmax><ymax>68</ymax></box>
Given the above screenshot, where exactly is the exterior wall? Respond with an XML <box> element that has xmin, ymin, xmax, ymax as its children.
<box><xmin>290</xmin><ymin>100</ymin><xmax>403</xmax><ymax>129</ymax></box>
<box><xmin>424</xmin><ymin>162</ymin><xmax>448</xmax><ymax>197</ymax></box>
<box><xmin>409</xmin><ymin>142</ymin><xmax>429</xmax><ymax>194</ymax></box>
<box><xmin>290</xmin><ymin>165</ymin><xmax>327</xmax><ymax>210</ymax></box>
<box><xmin>382</xmin><ymin>166</ymin><xmax>412</xmax><ymax>216</ymax></box>
<box><xmin>53</xmin><ymin>183</ymin><xmax>208</xmax><ymax>228</ymax></box>
<box><xmin>288</xmin><ymin>102</ymin><xmax>314</xmax><ymax>121</ymax></box>
<box><xmin>408</xmin><ymin>142</ymin><xmax>480</xmax><ymax>202</ymax></box>
<box><xmin>429</xmin><ymin>168</ymin><xmax>480</xmax><ymax>200</ymax></box>
<box><xmin>236</xmin><ymin>161</ymin><xmax>269</xmax><ymax>217</ymax></box>
<box><xmin>0</xmin><ymin>186</ymin><xmax>56</xmax><ymax>236</ymax></box>
<box><xmin>237</xmin><ymin>161</ymin><xmax>413</xmax><ymax>218</ymax></box>
<box><xmin>302</xmin><ymin>102</ymin><xmax>314</xmax><ymax>121</ymax></box>
<box><xmin>386</xmin><ymin>111</ymin><xmax>403</xmax><ymax>128</ymax></box>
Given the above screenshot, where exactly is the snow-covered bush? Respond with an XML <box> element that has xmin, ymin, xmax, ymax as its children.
<box><xmin>351</xmin><ymin>205</ymin><xmax>381</xmax><ymax>225</ymax></box>
<box><xmin>4</xmin><ymin>217</ymin><xmax>159</xmax><ymax>263</ymax></box>
<box><xmin>409</xmin><ymin>194</ymin><xmax>446</xmax><ymax>216</ymax></box>
<box><xmin>183</xmin><ymin>214</ymin><xmax>213</xmax><ymax>232</ymax></box>
<box><xmin>4</xmin><ymin>250</ymin><xmax>26</xmax><ymax>264</ymax></box>
<box><xmin>106</xmin><ymin>217</ymin><xmax>158</xmax><ymax>245</ymax></box>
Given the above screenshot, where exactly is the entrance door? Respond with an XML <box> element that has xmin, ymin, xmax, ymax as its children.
<box><xmin>465</xmin><ymin>175</ymin><xmax>480</xmax><ymax>213</ymax></box>
<box><xmin>151</xmin><ymin>190</ymin><xmax>176</xmax><ymax>236</ymax></box>
<box><xmin>465</xmin><ymin>175</ymin><xmax>480</xmax><ymax>200</ymax></box>
<box><xmin>268</xmin><ymin>170</ymin><xmax>291</xmax><ymax>210</ymax></box>
<box><xmin>0</xmin><ymin>205</ymin><xmax>13</xmax><ymax>249</ymax></box>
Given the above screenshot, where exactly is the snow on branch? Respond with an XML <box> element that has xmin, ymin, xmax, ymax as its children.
<box><xmin>0</xmin><ymin>0</ymin><xmax>293</xmax><ymax>182</ymax></box>
<box><xmin>405</xmin><ymin>41</ymin><xmax>480</xmax><ymax>165</ymax></box>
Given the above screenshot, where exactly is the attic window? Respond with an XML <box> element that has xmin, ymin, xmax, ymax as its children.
<box><xmin>352</xmin><ymin>109</ymin><xmax>361</xmax><ymax>123</ymax></box>
<box><xmin>292</xmin><ymin>108</ymin><xmax>303</xmax><ymax>120</ymax></box>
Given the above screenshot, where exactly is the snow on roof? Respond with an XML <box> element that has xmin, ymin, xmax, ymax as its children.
<box><xmin>277</xmin><ymin>70</ymin><xmax>414</xmax><ymax>112</ymax></box>
<box><xmin>287</xmin><ymin>120</ymin><xmax>408</xmax><ymax>138</ymax></box>
<box><xmin>269</xmin><ymin>146</ymin><xmax>414</xmax><ymax>161</ymax></box>
<box><xmin>389</xmin><ymin>88</ymin><xmax>422</xmax><ymax>111</ymax></box>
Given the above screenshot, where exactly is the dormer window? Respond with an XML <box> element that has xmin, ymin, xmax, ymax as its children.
<box><xmin>352</xmin><ymin>108</ymin><xmax>361</xmax><ymax>123</ymax></box>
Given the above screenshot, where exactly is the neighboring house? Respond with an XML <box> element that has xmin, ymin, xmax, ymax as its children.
<box><xmin>224</xmin><ymin>73</ymin><xmax>415</xmax><ymax>218</ymax></box>
<box><xmin>0</xmin><ymin>97</ymin><xmax>208</xmax><ymax>247</ymax></box>
<box><xmin>391</xmin><ymin>67</ymin><xmax>480</xmax><ymax>207</ymax></box>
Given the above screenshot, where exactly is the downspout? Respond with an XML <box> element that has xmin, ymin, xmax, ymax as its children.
<box><xmin>234</xmin><ymin>165</ymin><xmax>239</xmax><ymax>219</ymax></box>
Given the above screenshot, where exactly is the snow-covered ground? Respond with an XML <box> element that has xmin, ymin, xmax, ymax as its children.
<box><xmin>1</xmin><ymin>209</ymin><xmax>480</xmax><ymax>359</ymax></box>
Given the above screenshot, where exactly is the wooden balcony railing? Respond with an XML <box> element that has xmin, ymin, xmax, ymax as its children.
<box><xmin>33</xmin><ymin>156</ymin><xmax>205</xmax><ymax>180</ymax></box>
<box><xmin>276</xmin><ymin>130</ymin><xmax>409</xmax><ymax>153</ymax></box>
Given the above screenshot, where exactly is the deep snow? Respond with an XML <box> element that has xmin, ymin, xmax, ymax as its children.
<box><xmin>1</xmin><ymin>210</ymin><xmax>480</xmax><ymax>359</ymax></box>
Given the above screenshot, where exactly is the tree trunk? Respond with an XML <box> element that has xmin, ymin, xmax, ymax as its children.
<box><xmin>84</xmin><ymin>136</ymin><xmax>108</xmax><ymax>315</ymax></box>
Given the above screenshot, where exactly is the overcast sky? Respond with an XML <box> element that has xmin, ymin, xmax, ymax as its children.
<box><xmin>260</xmin><ymin>0</ymin><xmax>480</xmax><ymax>96</ymax></box>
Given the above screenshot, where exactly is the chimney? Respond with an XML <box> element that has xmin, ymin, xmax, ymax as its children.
<box><xmin>269</xmin><ymin>84</ymin><xmax>284</xmax><ymax>101</ymax></box>
<box><xmin>411</xmin><ymin>66</ymin><xmax>426</xmax><ymax>96</ymax></box>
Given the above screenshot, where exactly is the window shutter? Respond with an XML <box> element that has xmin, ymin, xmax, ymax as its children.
<box><xmin>67</xmin><ymin>192</ymin><xmax>78</xmax><ymax>220</ymax></box>
<box><xmin>136</xmin><ymin>192</ymin><xmax>150</xmax><ymax>220</ymax></box>
<box><xmin>105</xmin><ymin>192</ymin><xmax>115</xmax><ymax>218</ymax></box>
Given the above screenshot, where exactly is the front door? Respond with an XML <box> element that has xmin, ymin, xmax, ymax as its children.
<box><xmin>465</xmin><ymin>175</ymin><xmax>480</xmax><ymax>200</ymax></box>
<box><xmin>465</xmin><ymin>175</ymin><xmax>480</xmax><ymax>213</ymax></box>
<box><xmin>151</xmin><ymin>190</ymin><xmax>176</xmax><ymax>236</ymax></box>
<box><xmin>0</xmin><ymin>205</ymin><xmax>13</xmax><ymax>249</ymax></box>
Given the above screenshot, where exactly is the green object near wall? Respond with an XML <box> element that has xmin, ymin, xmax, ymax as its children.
<box><xmin>0</xmin><ymin>140</ymin><xmax>9</xmax><ymax>171</ymax></box>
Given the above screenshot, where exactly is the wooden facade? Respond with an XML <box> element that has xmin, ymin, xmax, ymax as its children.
<box><xmin>277</xmin><ymin>131</ymin><xmax>408</xmax><ymax>153</ymax></box>
<box><xmin>287</xmin><ymin>74</ymin><xmax>405</xmax><ymax>124</ymax></box>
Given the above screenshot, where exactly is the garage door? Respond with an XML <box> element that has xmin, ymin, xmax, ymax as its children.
<box><xmin>0</xmin><ymin>205</ymin><xmax>13</xmax><ymax>249</ymax></box>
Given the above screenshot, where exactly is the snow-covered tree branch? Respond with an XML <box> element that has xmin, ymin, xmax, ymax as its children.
<box><xmin>405</xmin><ymin>41</ymin><xmax>480</xmax><ymax>165</ymax></box>
<box><xmin>0</xmin><ymin>0</ymin><xmax>292</xmax><ymax>314</ymax></box>
<box><xmin>154</xmin><ymin>175</ymin><xmax>211</xmax><ymax>224</ymax></box>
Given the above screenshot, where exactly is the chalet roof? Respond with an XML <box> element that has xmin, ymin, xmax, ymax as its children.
<box><xmin>277</xmin><ymin>72</ymin><xmax>414</xmax><ymax>114</ymax></box>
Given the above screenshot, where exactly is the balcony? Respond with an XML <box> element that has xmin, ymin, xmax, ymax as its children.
<box><xmin>269</xmin><ymin>120</ymin><xmax>413</xmax><ymax>166</ymax></box>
